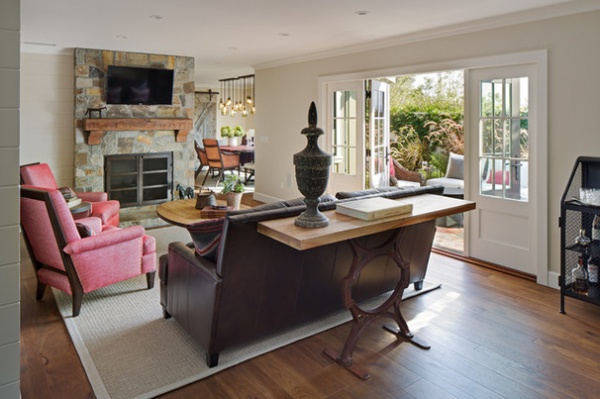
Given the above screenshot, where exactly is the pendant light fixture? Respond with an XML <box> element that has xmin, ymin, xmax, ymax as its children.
<box><xmin>218</xmin><ymin>74</ymin><xmax>255</xmax><ymax>118</ymax></box>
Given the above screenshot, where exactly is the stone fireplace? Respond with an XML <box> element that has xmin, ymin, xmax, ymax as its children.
<box><xmin>73</xmin><ymin>48</ymin><xmax>196</xmax><ymax>202</ymax></box>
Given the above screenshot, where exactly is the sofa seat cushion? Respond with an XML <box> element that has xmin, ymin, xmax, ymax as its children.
<box><xmin>426</xmin><ymin>177</ymin><xmax>464</xmax><ymax>190</ymax></box>
<box><xmin>186</xmin><ymin>219</ymin><xmax>223</xmax><ymax>262</ymax></box>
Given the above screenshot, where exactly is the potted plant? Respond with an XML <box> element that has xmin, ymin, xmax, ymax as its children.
<box><xmin>220</xmin><ymin>174</ymin><xmax>245</xmax><ymax>210</ymax></box>
<box><xmin>220</xmin><ymin>125</ymin><xmax>233</xmax><ymax>144</ymax></box>
<box><xmin>231</xmin><ymin>125</ymin><xmax>245</xmax><ymax>146</ymax></box>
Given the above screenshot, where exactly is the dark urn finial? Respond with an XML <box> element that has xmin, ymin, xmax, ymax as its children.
<box><xmin>308</xmin><ymin>101</ymin><xmax>317</xmax><ymax>128</ymax></box>
<box><xmin>293</xmin><ymin>102</ymin><xmax>332</xmax><ymax>228</ymax></box>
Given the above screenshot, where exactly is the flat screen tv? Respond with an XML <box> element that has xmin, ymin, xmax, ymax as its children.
<box><xmin>106</xmin><ymin>65</ymin><xmax>174</xmax><ymax>105</ymax></box>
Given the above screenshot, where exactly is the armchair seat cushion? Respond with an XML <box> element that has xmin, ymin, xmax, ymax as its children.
<box><xmin>90</xmin><ymin>200</ymin><xmax>120</xmax><ymax>227</ymax></box>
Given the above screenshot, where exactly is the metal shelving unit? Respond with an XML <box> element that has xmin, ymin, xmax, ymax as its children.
<box><xmin>559</xmin><ymin>156</ymin><xmax>600</xmax><ymax>313</ymax></box>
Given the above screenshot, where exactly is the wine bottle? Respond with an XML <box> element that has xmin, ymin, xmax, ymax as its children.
<box><xmin>588</xmin><ymin>258</ymin><xmax>599</xmax><ymax>285</ymax></box>
<box><xmin>572</xmin><ymin>256</ymin><xmax>589</xmax><ymax>295</ymax></box>
<box><xmin>575</xmin><ymin>229</ymin><xmax>591</xmax><ymax>247</ymax></box>
<box><xmin>593</xmin><ymin>214</ymin><xmax>600</xmax><ymax>241</ymax></box>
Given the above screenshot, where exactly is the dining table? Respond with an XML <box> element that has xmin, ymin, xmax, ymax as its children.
<box><xmin>220</xmin><ymin>144</ymin><xmax>255</xmax><ymax>183</ymax></box>
<box><xmin>220</xmin><ymin>144</ymin><xmax>254</xmax><ymax>165</ymax></box>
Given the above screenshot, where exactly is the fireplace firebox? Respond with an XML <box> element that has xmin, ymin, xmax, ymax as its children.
<box><xmin>105</xmin><ymin>153</ymin><xmax>173</xmax><ymax>208</ymax></box>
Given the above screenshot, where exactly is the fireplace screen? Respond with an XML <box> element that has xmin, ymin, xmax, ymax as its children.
<box><xmin>105</xmin><ymin>152</ymin><xmax>173</xmax><ymax>207</ymax></box>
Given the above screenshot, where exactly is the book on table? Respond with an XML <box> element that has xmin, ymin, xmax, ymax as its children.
<box><xmin>66</xmin><ymin>197</ymin><xmax>82</xmax><ymax>208</ymax></box>
<box><xmin>335</xmin><ymin>197</ymin><xmax>413</xmax><ymax>221</ymax></box>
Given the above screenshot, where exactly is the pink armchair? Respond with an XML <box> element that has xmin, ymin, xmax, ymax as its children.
<box><xmin>20</xmin><ymin>185</ymin><xmax>156</xmax><ymax>316</ymax></box>
<box><xmin>20</xmin><ymin>162</ymin><xmax>120</xmax><ymax>227</ymax></box>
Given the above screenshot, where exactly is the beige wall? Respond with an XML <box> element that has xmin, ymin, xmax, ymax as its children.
<box><xmin>0</xmin><ymin>0</ymin><xmax>21</xmax><ymax>396</ymax></box>
<box><xmin>20</xmin><ymin>53</ymin><xmax>74</xmax><ymax>187</ymax></box>
<box><xmin>253</xmin><ymin>11</ymin><xmax>600</xmax><ymax>275</ymax></box>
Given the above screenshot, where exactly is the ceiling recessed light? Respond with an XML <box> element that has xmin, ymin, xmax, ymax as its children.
<box><xmin>116</xmin><ymin>35</ymin><xmax>127</xmax><ymax>39</ymax></box>
<box><xmin>149</xmin><ymin>15</ymin><xmax>163</xmax><ymax>20</ymax></box>
<box><xmin>355</xmin><ymin>10</ymin><xmax>370</xmax><ymax>16</ymax></box>
<box><xmin>278</xmin><ymin>32</ymin><xmax>290</xmax><ymax>37</ymax></box>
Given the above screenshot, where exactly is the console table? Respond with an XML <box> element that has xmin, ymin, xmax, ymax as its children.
<box><xmin>258</xmin><ymin>193</ymin><xmax>475</xmax><ymax>379</ymax></box>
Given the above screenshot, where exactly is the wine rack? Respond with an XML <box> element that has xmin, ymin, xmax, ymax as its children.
<box><xmin>559</xmin><ymin>156</ymin><xmax>600</xmax><ymax>312</ymax></box>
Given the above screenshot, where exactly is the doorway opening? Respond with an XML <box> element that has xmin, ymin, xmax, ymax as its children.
<box><xmin>376</xmin><ymin>70</ymin><xmax>465</xmax><ymax>254</ymax></box>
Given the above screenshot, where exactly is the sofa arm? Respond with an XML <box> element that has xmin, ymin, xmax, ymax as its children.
<box><xmin>161</xmin><ymin>242</ymin><xmax>222</xmax><ymax>355</ymax></box>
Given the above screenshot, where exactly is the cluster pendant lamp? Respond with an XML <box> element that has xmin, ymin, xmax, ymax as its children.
<box><xmin>219</xmin><ymin>74</ymin><xmax>255</xmax><ymax>117</ymax></box>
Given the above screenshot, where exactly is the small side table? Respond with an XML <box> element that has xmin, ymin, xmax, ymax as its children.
<box><xmin>70</xmin><ymin>201</ymin><xmax>92</xmax><ymax>220</ymax></box>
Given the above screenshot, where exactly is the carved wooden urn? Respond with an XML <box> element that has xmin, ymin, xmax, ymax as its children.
<box><xmin>293</xmin><ymin>102</ymin><xmax>332</xmax><ymax>228</ymax></box>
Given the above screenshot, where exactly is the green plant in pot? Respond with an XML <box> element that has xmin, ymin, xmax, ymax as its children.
<box><xmin>220</xmin><ymin>125</ymin><xmax>233</xmax><ymax>138</ymax></box>
<box><xmin>220</xmin><ymin>174</ymin><xmax>245</xmax><ymax>210</ymax></box>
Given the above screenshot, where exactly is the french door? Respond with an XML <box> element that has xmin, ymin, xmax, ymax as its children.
<box><xmin>325</xmin><ymin>80</ymin><xmax>391</xmax><ymax>194</ymax></box>
<box><xmin>466</xmin><ymin>63</ymin><xmax>543</xmax><ymax>277</ymax></box>
<box><xmin>325</xmin><ymin>81</ymin><xmax>365</xmax><ymax>194</ymax></box>
<box><xmin>368</xmin><ymin>80</ymin><xmax>390</xmax><ymax>188</ymax></box>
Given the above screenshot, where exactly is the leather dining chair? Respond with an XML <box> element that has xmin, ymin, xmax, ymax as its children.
<box><xmin>201</xmin><ymin>138</ymin><xmax>240</xmax><ymax>185</ymax></box>
<box><xmin>20</xmin><ymin>162</ymin><xmax>121</xmax><ymax>227</ymax></box>
<box><xmin>20</xmin><ymin>185</ymin><xmax>157</xmax><ymax>316</ymax></box>
<box><xmin>194</xmin><ymin>141</ymin><xmax>213</xmax><ymax>180</ymax></box>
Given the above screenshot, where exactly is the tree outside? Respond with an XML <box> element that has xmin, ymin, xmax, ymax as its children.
<box><xmin>387</xmin><ymin>70</ymin><xmax>464</xmax><ymax>177</ymax></box>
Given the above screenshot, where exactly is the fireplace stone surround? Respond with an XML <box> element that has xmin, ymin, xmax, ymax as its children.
<box><xmin>73</xmin><ymin>48</ymin><xmax>196</xmax><ymax>207</ymax></box>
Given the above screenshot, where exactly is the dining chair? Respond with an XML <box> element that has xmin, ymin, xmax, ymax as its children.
<box><xmin>201</xmin><ymin>138</ymin><xmax>240</xmax><ymax>185</ymax></box>
<box><xmin>194</xmin><ymin>141</ymin><xmax>213</xmax><ymax>180</ymax></box>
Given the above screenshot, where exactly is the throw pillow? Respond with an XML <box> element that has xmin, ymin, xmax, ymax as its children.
<box><xmin>186</xmin><ymin>219</ymin><xmax>224</xmax><ymax>262</ymax></box>
<box><xmin>445</xmin><ymin>153</ymin><xmax>464</xmax><ymax>180</ymax></box>
<box><xmin>75</xmin><ymin>223</ymin><xmax>96</xmax><ymax>238</ymax></box>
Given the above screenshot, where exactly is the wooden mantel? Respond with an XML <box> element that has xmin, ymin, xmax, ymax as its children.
<box><xmin>82</xmin><ymin>118</ymin><xmax>193</xmax><ymax>145</ymax></box>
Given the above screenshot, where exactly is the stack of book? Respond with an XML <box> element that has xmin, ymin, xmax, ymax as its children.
<box><xmin>200</xmin><ymin>205</ymin><xmax>234</xmax><ymax>219</ymax></box>
<box><xmin>335</xmin><ymin>197</ymin><xmax>413</xmax><ymax>221</ymax></box>
<box><xmin>59</xmin><ymin>187</ymin><xmax>82</xmax><ymax>209</ymax></box>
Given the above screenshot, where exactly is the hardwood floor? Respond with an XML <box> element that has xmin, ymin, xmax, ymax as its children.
<box><xmin>20</xmin><ymin>239</ymin><xmax>600</xmax><ymax>398</ymax></box>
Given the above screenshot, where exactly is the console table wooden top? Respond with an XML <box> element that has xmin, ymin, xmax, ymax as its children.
<box><xmin>257</xmin><ymin>194</ymin><xmax>475</xmax><ymax>251</ymax></box>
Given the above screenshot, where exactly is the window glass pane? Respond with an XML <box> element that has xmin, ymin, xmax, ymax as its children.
<box><xmin>481</xmin><ymin>81</ymin><xmax>492</xmax><ymax>117</ymax></box>
<box><xmin>504</xmin><ymin>120</ymin><xmax>512</xmax><ymax>157</ymax></box>
<box><xmin>519</xmin><ymin>121</ymin><xmax>529</xmax><ymax>159</ymax></box>
<box><xmin>493</xmin><ymin>119</ymin><xmax>503</xmax><ymax>157</ymax></box>
<box><xmin>480</xmin><ymin>119</ymin><xmax>494</xmax><ymax>155</ymax></box>
<box><xmin>493</xmin><ymin>80</ymin><xmax>503</xmax><ymax>117</ymax></box>
<box><xmin>479</xmin><ymin>77</ymin><xmax>529</xmax><ymax>203</ymax></box>
<box><xmin>332</xmin><ymin>89</ymin><xmax>358</xmax><ymax>176</ymax></box>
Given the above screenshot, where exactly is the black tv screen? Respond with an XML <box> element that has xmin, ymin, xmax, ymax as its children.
<box><xmin>106</xmin><ymin>66</ymin><xmax>174</xmax><ymax>105</ymax></box>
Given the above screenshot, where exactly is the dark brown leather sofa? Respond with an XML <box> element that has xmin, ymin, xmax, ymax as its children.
<box><xmin>159</xmin><ymin>185</ymin><xmax>444</xmax><ymax>367</ymax></box>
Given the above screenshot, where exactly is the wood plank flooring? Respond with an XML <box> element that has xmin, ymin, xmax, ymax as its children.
<box><xmin>20</xmin><ymin>231</ymin><xmax>600</xmax><ymax>398</ymax></box>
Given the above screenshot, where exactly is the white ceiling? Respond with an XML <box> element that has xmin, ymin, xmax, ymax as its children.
<box><xmin>20</xmin><ymin>0</ymin><xmax>597</xmax><ymax>86</ymax></box>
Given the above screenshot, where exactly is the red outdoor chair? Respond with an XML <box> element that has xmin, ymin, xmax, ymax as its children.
<box><xmin>20</xmin><ymin>185</ymin><xmax>157</xmax><ymax>316</ymax></box>
<box><xmin>20</xmin><ymin>162</ymin><xmax>120</xmax><ymax>227</ymax></box>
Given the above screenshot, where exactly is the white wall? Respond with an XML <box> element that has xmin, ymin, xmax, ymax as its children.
<box><xmin>0</xmin><ymin>0</ymin><xmax>21</xmax><ymax>397</ymax></box>
<box><xmin>20</xmin><ymin>53</ymin><xmax>74</xmax><ymax>187</ymax></box>
<box><xmin>253</xmin><ymin>11</ymin><xmax>600</xmax><ymax>275</ymax></box>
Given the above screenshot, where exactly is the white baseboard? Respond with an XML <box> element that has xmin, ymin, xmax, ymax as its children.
<box><xmin>547</xmin><ymin>271</ymin><xmax>560</xmax><ymax>290</ymax></box>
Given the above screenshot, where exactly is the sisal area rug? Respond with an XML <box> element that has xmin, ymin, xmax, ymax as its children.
<box><xmin>54</xmin><ymin>277</ymin><xmax>441</xmax><ymax>399</ymax></box>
